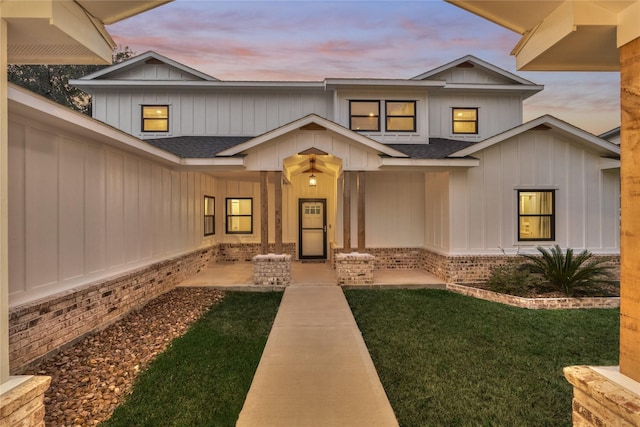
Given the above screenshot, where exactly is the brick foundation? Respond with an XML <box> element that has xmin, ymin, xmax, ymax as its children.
<box><xmin>253</xmin><ymin>254</ymin><xmax>291</xmax><ymax>286</ymax></box>
<box><xmin>336</xmin><ymin>253</ymin><xmax>375</xmax><ymax>285</ymax></box>
<box><xmin>0</xmin><ymin>376</ymin><xmax>50</xmax><ymax>427</ymax></box>
<box><xmin>9</xmin><ymin>246</ymin><xmax>217</xmax><ymax>374</ymax></box>
<box><xmin>564</xmin><ymin>366</ymin><xmax>640</xmax><ymax>426</ymax></box>
<box><xmin>218</xmin><ymin>242</ymin><xmax>296</xmax><ymax>262</ymax></box>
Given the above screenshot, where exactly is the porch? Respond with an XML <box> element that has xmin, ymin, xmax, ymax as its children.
<box><xmin>177</xmin><ymin>261</ymin><xmax>445</xmax><ymax>290</ymax></box>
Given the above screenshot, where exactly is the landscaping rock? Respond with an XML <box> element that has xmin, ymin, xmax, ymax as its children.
<box><xmin>23</xmin><ymin>287</ymin><xmax>224</xmax><ymax>426</ymax></box>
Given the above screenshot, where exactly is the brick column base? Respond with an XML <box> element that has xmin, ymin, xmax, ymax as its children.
<box><xmin>253</xmin><ymin>254</ymin><xmax>291</xmax><ymax>286</ymax></box>
<box><xmin>564</xmin><ymin>366</ymin><xmax>640</xmax><ymax>426</ymax></box>
<box><xmin>336</xmin><ymin>253</ymin><xmax>375</xmax><ymax>285</ymax></box>
<box><xmin>0</xmin><ymin>376</ymin><xmax>51</xmax><ymax>426</ymax></box>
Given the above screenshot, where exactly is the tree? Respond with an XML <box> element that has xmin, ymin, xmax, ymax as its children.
<box><xmin>7</xmin><ymin>45</ymin><xmax>135</xmax><ymax>115</ymax></box>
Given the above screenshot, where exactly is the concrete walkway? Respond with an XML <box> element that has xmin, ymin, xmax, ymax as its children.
<box><xmin>236</xmin><ymin>285</ymin><xmax>399</xmax><ymax>427</ymax></box>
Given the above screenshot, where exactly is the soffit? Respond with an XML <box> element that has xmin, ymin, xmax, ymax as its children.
<box><xmin>445</xmin><ymin>0</ymin><xmax>637</xmax><ymax>71</ymax></box>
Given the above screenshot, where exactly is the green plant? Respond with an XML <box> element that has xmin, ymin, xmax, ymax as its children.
<box><xmin>520</xmin><ymin>245</ymin><xmax>614</xmax><ymax>297</ymax></box>
<box><xmin>486</xmin><ymin>260</ymin><xmax>544</xmax><ymax>296</ymax></box>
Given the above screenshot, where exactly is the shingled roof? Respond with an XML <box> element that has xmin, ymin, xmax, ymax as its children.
<box><xmin>143</xmin><ymin>135</ymin><xmax>478</xmax><ymax>159</ymax></box>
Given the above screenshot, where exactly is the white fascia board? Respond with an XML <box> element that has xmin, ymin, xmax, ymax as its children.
<box><xmin>9</xmin><ymin>85</ymin><xmax>180</xmax><ymax>165</ymax></box>
<box><xmin>450</xmin><ymin>115</ymin><xmax>621</xmax><ymax>158</ymax></box>
<box><xmin>76</xmin><ymin>50</ymin><xmax>218</xmax><ymax>81</ymax></box>
<box><xmin>412</xmin><ymin>54</ymin><xmax>538</xmax><ymax>85</ymax></box>
<box><xmin>600</xmin><ymin>157</ymin><xmax>620</xmax><ymax>170</ymax></box>
<box><xmin>217</xmin><ymin>114</ymin><xmax>409</xmax><ymax>158</ymax></box>
<box><xmin>380</xmin><ymin>158</ymin><xmax>479</xmax><ymax>168</ymax></box>
<box><xmin>180</xmin><ymin>158</ymin><xmax>246</xmax><ymax>167</ymax></box>
<box><xmin>70</xmin><ymin>79</ymin><xmax>325</xmax><ymax>89</ymax></box>
<box><xmin>324</xmin><ymin>78</ymin><xmax>445</xmax><ymax>89</ymax></box>
<box><xmin>443</xmin><ymin>83</ymin><xmax>544</xmax><ymax>92</ymax></box>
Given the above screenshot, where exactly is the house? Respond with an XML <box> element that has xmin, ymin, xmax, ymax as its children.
<box><xmin>8</xmin><ymin>52</ymin><xmax>620</xmax><ymax>373</ymax></box>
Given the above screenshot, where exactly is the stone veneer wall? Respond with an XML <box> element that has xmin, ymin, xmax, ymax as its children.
<box><xmin>9</xmin><ymin>246</ymin><xmax>217</xmax><ymax>374</ymax></box>
<box><xmin>0</xmin><ymin>376</ymin><xmax>51</xmax><ymax>427</ymax></box>
<box><xmin>218</xmin><ymin>242</ymin><xmax>296</xmax><ymax>262</ymax></box>
<box><xmin>253</xmin><ymin>254</ymin><xmax>291</xmax><ymax>286</ymax></box>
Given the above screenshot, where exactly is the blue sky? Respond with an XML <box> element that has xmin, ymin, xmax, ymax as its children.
<box><xmin>108</xmin><ymin>0</ymin><xmax>620</xmax><ymax>135</ymax></box>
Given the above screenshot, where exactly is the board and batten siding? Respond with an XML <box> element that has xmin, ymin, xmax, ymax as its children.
<box><xmin>424</xmin><ymin>171</ymin><xmax>451</xmax><ymax>253</ymax></box>
<box><xmin>447</xmin><ymin>131</ymin><xmax>620</xmax><ymax>254</ymax></box>
<box><xmin>8</xmin><ymin>116</ymin><xmax>217</xmax><ymax>307</ymax></box>
<box><xmin>428</xmin><ymin>94</ymin><xmax>523</xmax><ymax>140</ymax></box>
<box><xmin>92</xmin><ymin>89</ymin><xmax>332</xmax><ymax>139</ymax></box>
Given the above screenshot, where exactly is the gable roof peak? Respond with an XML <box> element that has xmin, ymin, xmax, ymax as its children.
<box><xmin>412</xmin><ymin>54</ymin><xmax>538</xmax><ymax>86</ymax></box>
<box><xmin>77</xmin><ymin>50</ymin><xmax>219</xmax><ymax>82</ymax></box>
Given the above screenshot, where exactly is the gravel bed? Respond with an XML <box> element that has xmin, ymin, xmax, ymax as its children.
<box><xmin>23</xmin><ymin>287</ymin><xmax>225</xmax><ymax>427</ymax></box>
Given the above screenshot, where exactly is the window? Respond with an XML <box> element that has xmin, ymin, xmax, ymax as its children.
<box><xmin>518</xmin><ymin>190</ymin><xmax>555</xmax><ymax>241</ymax></box>
<box><xmin>204</xmin><ymin>196</ymin><xmax>215</xmax><ymax>236</ymax></box>
<box><xmin>452</xmin><ymin>108</ymin><xmax>478</xmax><ymax>134</ymax></box>
<box><xmin>142</xmin><ymin>105</ymin><xmax>169</xmax><ymax>132</ymax></box>
<box><xmin>386</xmin><ymin>101</ymin><xmax>416</xmax><ymax>132</ymax></box>
<box><xmin>350</xmin><ymin>101</ymin><xmax>380</xmax><ymax>131</ymax></box>
<box><xmin>226</xmin><ymin>198</ymin><xmax>253</xmax><ymax>234</ymax></box>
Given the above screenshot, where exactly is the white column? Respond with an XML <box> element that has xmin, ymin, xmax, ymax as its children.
<box><xmin>1</xmin><ymin>16</ymin><xmax>9</xmax><ymax>384</ymax></box>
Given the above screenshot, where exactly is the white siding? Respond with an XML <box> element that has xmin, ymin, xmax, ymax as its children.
<box><xmin>94</xmin><ymin>90</ymin><xmax>332</xmax><ymax>139</ymax></box>
<box><xmin>424</xmin><ymin>172</ymin><xmax>450</xmax><ymax>252</ymax></box>
<box><xmin>447</xmin><ymin>131</ymin><xmax>620</xmax><ymax>254</ymax></box>
<box><xmin>426</xmin><ymin>68</ymin><xmax>516</xmax><ymax>85</ymax></box>
<box><xmin>108</xmin><ymin>63</ymin><xmax>204</xmax><ymax>81</ymax></box>
<box><xmin>8</xmin><ymin>117</ymin><xmax>217</xmax><ymax>307</ymax></box>
<box><xmin>429</xmin><ymin>94</ymin><xmax>523</xmax><ymax>140</ymax></box>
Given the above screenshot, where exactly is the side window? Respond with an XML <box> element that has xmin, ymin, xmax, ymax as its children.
<box><xmin>518</xmin><ymin>190</ymin><xmax>555</xmax><ymax>241</ymax></box>
<box><xmin>349</xmin><ymin>100</ymin><xmax>380</xmax><ymax>131</ymax></box>
<box><xmin>386</xmin><ymin>101</ymin><xmax>416</xmax><ymax>132</ymax></box>
<box><xmin>204</xmin><ymin>196</ymin><xmax>215</xmax><ymax>236</ymax></box>
<box><xmin>142</xmin><ymin>105</ymin><xmax>169</xmax><ymax>132</ymax></box>
<box><xmin>226</xmin><ymin>198</ymin><xmax>253</xmax><ymax>234</ymax></box>
<box><xmin>452</xmin><ymin>108</ymin><xmax>478</xmax><ymax>134</ymax></box>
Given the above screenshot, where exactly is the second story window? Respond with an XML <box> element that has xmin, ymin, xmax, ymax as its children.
<box><xmin>452</xmin><ymin>108</ymin><xmax>478</xmax><ymax>134</ymax></box>
<box><xmin>142</xmin><ymin>105</ymin><xmax>169</xmax><ymax>132</ymax></box>
<box><xmin>386</xmin><ymin>101</ymin><xmax>416</xmax><ymax>132</ymax></box>
<box><xmin>349</xmin><ymin>101</ymin><xmax>380</xmax><ymax>131</ymax></box>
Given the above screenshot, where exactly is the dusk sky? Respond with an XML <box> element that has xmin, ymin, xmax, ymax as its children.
<box><xmin>107</xmin><ymin>0</ymin><xmax>620</xmax><ymax>135</ymax></box>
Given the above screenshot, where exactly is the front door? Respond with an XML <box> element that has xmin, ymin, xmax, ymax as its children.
<box><xmin>299</xmin><ymin>199</ymin><xmax>327</xmax><ymax>260</ymax></box>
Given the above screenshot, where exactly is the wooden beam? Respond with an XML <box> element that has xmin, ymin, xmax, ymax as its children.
<box><xmin>274</xmin><ymin>171</ymin><xmax>283</xmax><ymax>254</ymax></box>
<box><xmin>343</xmin><ymin>171</ymin><xmax>351</xmax><ymax>252</ymax></box>
<box><xmin>619</xmin><ymin>36</ymin><xmax>640</xmax><ymax>382</ymax></box>
<box><xmin>260</xmin><ymin>171</ymin><xmax>268</xmax><ymax>255</ymax></box>
<box><xmin>357</xmin><ymin>171</ymin><xmax>366</xmax><ymax>252</ymax></box>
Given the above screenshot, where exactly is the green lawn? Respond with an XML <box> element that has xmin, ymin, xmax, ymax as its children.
<box><xmin>101</xmin><ymin>292</ymin><xmax>282</xmax><ymax>427</ymax></box>
<box><xmin>345</xmin><ymin>289</ymin><xmax>619</xmax><ymax>427</ymax></box>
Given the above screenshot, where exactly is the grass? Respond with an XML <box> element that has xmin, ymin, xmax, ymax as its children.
<box><xmin>101</xmin><ymin>291</ymin><xmax>282</xmax><ymax>427</ymax></box>
<box><xmin>345</xmin><ymin>289</ymin><xmax>619</xmax><ymax>427</ymax></box>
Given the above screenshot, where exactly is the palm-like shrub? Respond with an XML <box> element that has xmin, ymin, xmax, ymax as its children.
<box><xmin>520</xmin><ymin>245</ymin><xmax>614</xmax><ymax>297</ymax></box>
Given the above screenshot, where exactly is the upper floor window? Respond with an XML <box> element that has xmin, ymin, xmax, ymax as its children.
<box><xmin>204</xmin><ymin>196</ymin><xmax>215</xmax><ymax>236</ymax></box>
<box><xmin>226</xmin><ymin>198</ymin><xmax>253</xmax><ymax>234</ymax></box>
<box><xmin>386</xmin><ymin>101</ymin><xmax>416</xmax><ymax>132</ymax></box>
<box><xmin>452</xmin><ymin>108</ymin><xmax>478</xmax><ymax>134</ymax></box>
<box><xmin>142</xmin><ymin>105</ymin><xmax>169</xmax><ymax>132</ymax></box>
<box><xmin>518</xmin><ymin>190</ymin><xmax>555</xmax><ymax>241</ymax></box>
<box><xmin>349</xmin><ymin>101</ymin><xmax>380</xmax><ymax>131</ymax></box>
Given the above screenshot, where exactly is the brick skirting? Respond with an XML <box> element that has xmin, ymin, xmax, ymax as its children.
<box><xmin>253</xmin><ymin>254</ymin><xmax>291</xmax><ymax>286</ymax></box>
<box><xmin>9</xmin><ymin>246</ymin><xmax>217</xmax><ymax>374</ymax></box>
<box><xmin>0</xmin><ymin>376</ymin><xmax>51</xmax><ymax>427</ymax></box>
<box><xmin>218</xmin><ymin>242</ymin><xmax>296</xmax><ymax>262</ymax></box>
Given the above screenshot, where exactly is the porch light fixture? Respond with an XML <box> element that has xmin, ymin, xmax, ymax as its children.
<box><xmin>303</xmin><ymin>154</ymin><xmax>322</xmax><ymax>187</ymax></box>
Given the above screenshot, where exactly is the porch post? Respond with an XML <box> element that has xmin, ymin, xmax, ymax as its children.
<box><xmin>0</xmin><ymin>17</ymin><xmax>9</xmax><ymax>384</ymax></box>
<box><xmin>357</xmin><ymin>171</ymin><xmax>365</xmax><ymax>252</ymax></box>
<box><xmin>260</xmin><ymin>171</ymin><xmax>268</xmax><ymax>254</ymax></box>
<box><xmin>343</xmin><ymin>171</ymin><xmax>351</xmax><ymax>252</ymax></box>
<box><xmin>275</xmin><ymin>171</ymin><xmax>283</xmax><ymax>254</ymax></box>
<box><xmin>619</xmin><ymin>36</ymin><xmax>640</xmax><ymax>382</ymax></box>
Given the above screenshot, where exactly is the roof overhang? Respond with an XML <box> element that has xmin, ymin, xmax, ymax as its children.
<box><xmin>446</xmin><ymin>0</ymin><xmax>636</xmax><ymax>71</ymax></box>
<box><xmin>379</xmin><ymin>157</ymin><xmax>480</xmax><ymax>169</ymax></box>
<box><xmin>2</xmin><ymin>0</ymin><xmax>172</xmax><ymax>64</ymax></box>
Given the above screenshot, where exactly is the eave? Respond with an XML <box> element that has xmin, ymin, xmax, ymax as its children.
<box><xmin>379</xmin><ymin>157</ymin><xmax>480</xmax><ymax>169</ymax></box>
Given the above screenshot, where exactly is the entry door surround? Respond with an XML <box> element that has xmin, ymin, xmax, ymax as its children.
<box><xmin>299</xmin><ymin>199</ymin><xmax>327</xmax><ymax>260</ymax></box>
